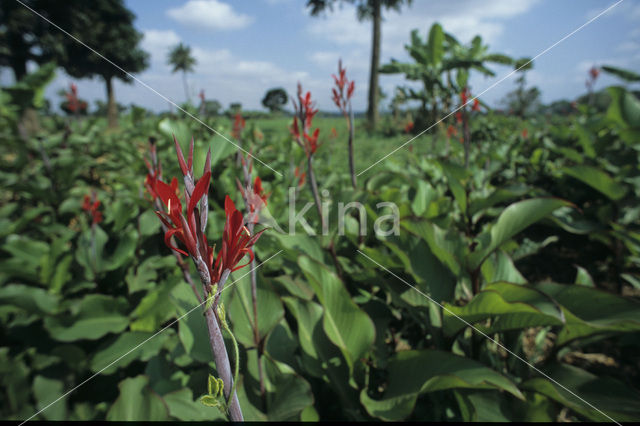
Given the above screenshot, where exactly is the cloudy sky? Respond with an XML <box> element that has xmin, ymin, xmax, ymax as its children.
<box><xmin>7</xmin><ymin>0</ymin><xmax>640</xmax><ymax>112</ymax></box>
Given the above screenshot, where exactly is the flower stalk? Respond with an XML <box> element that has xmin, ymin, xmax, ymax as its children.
<box><xmin>331</xmin><ymin>59</ymin><xmax>357</xmax><ymax>189</ymax></box>
<box><xmin>237</xmin><ymin>154</ymin><xmax>269</xmax><ymax>406</ymax></box>
<box><xmin>145</xmin><ymin>137</ymin><xmax>264</xmax><ymax>421</ymax></box>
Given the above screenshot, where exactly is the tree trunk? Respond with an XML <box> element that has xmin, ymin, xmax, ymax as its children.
<box><xmin>105</xmin><ymin>76</ymin><xmax>118</xmax><ymax>129</ymax></box>
<box><xmin>182</xmin><ymin>71</ymin><xmax>190</xmax><ymax>103</ymax></box>
<box><xmin>367</xmin><ymin>0</ymin><xmax>381</xmax><ymax>132</ymax></box>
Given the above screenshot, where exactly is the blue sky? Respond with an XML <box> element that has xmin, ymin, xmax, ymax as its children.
<box><xmin>6</xmin><ymin>0</ymin><xmax>639</xmax><ymax>113</ymax></box>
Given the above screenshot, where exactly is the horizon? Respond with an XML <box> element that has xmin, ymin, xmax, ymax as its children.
<box><xmin>1</xmin><ymin>0</ymin><xmax>639</xmax><ymax>114</ymax></box>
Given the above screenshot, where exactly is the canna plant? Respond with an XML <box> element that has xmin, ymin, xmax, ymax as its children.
<box><xmin>236</xmin><ymin>153</ymin><xmax>270</xmax><ymax>406</ymax></box>
<box><xmin>290</xmin><ymin>83</ymin><xmax>322</xmax><ymax>219</ymax></box>
<box><xmin>145</xmin><ymin>136</ymin><xmax>264</xmax><ymax>421</ymax></box>
<box><xmin>331</xmin><ymin>59</ymin><xmax>357</xmax><ymax>189</ymax></box>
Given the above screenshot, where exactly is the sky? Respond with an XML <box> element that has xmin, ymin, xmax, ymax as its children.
<box><xmin>5</xmin><ymin>0</ymin><xmax>640</xmax><ymax>113</ymax></box>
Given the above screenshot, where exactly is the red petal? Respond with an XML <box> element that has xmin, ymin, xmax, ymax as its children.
<box><xmin>188</xmin><ymin>171</ymin><xmax>211</xmax><ymax>216</ymax></box>
<box><xmin>174</xmin><ymin>136</ymin><xmax>189</xmax><ymax>176</ymax></box>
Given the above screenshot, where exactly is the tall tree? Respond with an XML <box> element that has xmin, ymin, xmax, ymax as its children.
<box><xmin>307</xmin><ymin>0</ymin><xmax>412</xmax><ymax>131</ymax></box>
<box><xmin>262</xmin><ymin>87</ymin><xmax>288</xmax><ymax>113</ymax></box>
<box><xmin>58</xmin><ymin>0</ymin><xmax>148</xmax><ymax>128</ymax></box>
<box><xmin>168</xmin><ymin>43</ymin><xmax>197</xmax><ymax>103</ymax></box>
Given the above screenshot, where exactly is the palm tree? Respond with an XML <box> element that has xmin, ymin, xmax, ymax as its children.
<box><xmin>307</xmin><ymin>0</ymin><xmax>412</xmax><ymax>132</ymax></box>
<box><xmin>167</xmin><ymin>43</ymin><xmax>197</xmax><ymax>103</ymax></box>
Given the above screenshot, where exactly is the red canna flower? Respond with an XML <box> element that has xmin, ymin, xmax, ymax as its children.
<box><xmin>294</xmin><ymin>165</ymin><xmax>306</xmax><ymax>187</ymax></box>
<box><xmin>589</xmin><ymin>66</ymin><xmax>600</xmax><ymax>81</ymax></box>
<box><xmin>472</xmin><ymin>98</ymin><xmax>480</xmax><ymax>111</ymax></box>
<box><xmin>82</xmin><ymin>192</ymin><xmax>102</xmax><ymax>225</ymax></box>
<box><xmin>332</xmin><ymin>59</ymin><xmax>355</xmax><ymax>113</ymax></box>
<box><xmin>522</xmin><ymin>128</ymin><xmax>528</xmax><ymax>139</ymax></box>
<box><xmin>291</xmin><ymin>83</ymin><xmax>321</xmax><ymax>157</ymax></box>
<box><xmin>404</xmin><ymin>121</ymin><xmax>414</xmax><ymax>133</ymax></box>
<box><xmin>151</xmin><ymin>136</ymin><xmax>263</xmax><ymax>289</ymax></box>
<box><xmin>460</xmin><ymin>87</ymin><xmax>469</xmax><ymax>106</ymax></box>
<box><xmin>144</xmin><ymin>142</ymin><xmax>163</xmax><ymax>202</ymax></box>
<box><xmin>447</xmin><ymin>124</ymin><xmax>457</xmax><ymax>139</ymax></box>
<box><xmin>304</xmin><ymin>128</ymin><xmax>320</xmax><ymax>155</ymax></box>
<box><xmin>211</xmin><ymin>196</ymin><xmax>265</xmax><ymax>282</ymax></box>
<box><xmin>66</xmin><ymin>82</ymin><xmax>80</xmax><ymax>113</ymax></box>
<box><xmin>237</xmin><ymin>175</ymin><xmax>270</xmax><ymax>224</ymax></box>
<box><xmin>455</xmin><ymin>111</ymin><xmax>463</xmax><ymax>123</ymax></box>
<box><xmin>231</xmin><ymin>112</ymin><xmax>246</xmax><ymax>139</ymax></box>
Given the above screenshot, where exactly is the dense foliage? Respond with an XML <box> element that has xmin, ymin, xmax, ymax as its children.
<box><xmin>2</xmin><ymin>56</ymin><xmax>640</xmax><ymax>421</ymax></box>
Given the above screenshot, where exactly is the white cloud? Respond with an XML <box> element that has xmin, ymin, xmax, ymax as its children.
<box><xmin>141</xmin><ymin>29</ymin><xmax>182</xmax><ymax>69</ymax></box>
<box><xmin>167</xmin><ymin>0</ymin><xmax>254</xmax><ymax>31</ymax></box>
<box><xmin>307</xmin><ymin>0</ymin><xmax>540</xmax><ymax>61</ymax></box>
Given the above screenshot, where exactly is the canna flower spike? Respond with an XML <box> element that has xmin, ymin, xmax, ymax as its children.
<box><xmin>82</xmin><ymin>191</ymin><xmax>102</xmax><ymax>225</ymax></box>
<box><xmin>211</xmin><ymin>196</ymin><xmax>265</xmax><ymax>283</ymax></box>
<box><xmin>291</xmin><ymin>83</ymin><xmax>321</xmax><ymax>157</ymax></box>
<box><xmin>155</xmin><ymin>136</ymin><xmax>262</xmax><ymax>288</ymax></box>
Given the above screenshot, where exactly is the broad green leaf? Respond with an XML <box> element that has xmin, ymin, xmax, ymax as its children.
<box><xmin>427</xmin><ymin>23</ymin><xmax>445</xmax><ymax>66</ymax></box>
<box><xmin>106</xmin><ymin>375</ymin><xmax>169</xmax><ymax>421</ymax></box>
<box><xmin>0</xmin><ymin>284</ymin><xmax>59</xmax><ymax>315</ymax></box>
<box><xmin>158</xmin><ymin>118</ymin><xmax>191</xmax><ymax>149</ymax></box>
<box><xmin>208</xmin><ymin>135</ymin><xmax>238</xmax><ymax>168</ymax></box>
<box><xmin>89</xmin><ymin>331</ymin><xmax>170</xmax><ymax>374</ymax></box>
<box><xmin>164</xmin><ymin>388</ymin><xmax>225</xmax><ymax>421</ymax></box>
<box><xmin>171</xmin><ymin>282</ymin><xmax>211</xmax><ymax>363</ymax></box>
<box><xmin>130</xmin><ymin>276</ymin><xmax>179</xmax><ymax>332</ymax></box>
<box><xmin>606</xmin><ymin>86</ymin><xmax>640</xmax><ymax>128</ymax></box>
<box><xmin>44</xmin><ymin>295</ymin><xmax>129</xmax><ymax>342</ymax></box>
<box><xmin>601</xmin><ymin>65</ymin><xmax>640</xmax><ymax>83</ymax></box>
<box><xmin>562</xmin><ymin>165</ymin><xmax>627</xmax><ymax>201</ymax></box>
<box><xmin>411</xmin><ymin>180</ymin><xmax>435</xmax><ymax>216</ymax></box>
<box><xmin>33</xmin><ymin>375</ymin><xmax>66</xmax><ymax>420</ymax></box>
<box><xmin>298</xmin><ymin>255</ymin><xmax>375</xmax><ymax>374</ymax></box>
<box><xmin>227</xmin><ymin>269</ymin><xmax>284</xmax><ymax>348</ymax></box>
<box><xmin>360</xmin><ymin>350</ymin><xmax>523</xmax><ymax>421</ymax></box>
<box><xmin>535</xmin><ymin>282</ymin><xmax>640</xmax><ymax>345</ymax></box>
<box><xmin>283</xmin><ymin>297</ymin><xmax>360</xmax><ymax>411</ymax></box>
<box><xmin>442</xmin><ymin>282</ymin><xmax>564</xmax><ymax>336</ymax></box>
<box><xmin>481</xmin><ymin>250</ymin><xmax>527</xmax><ymax>285</ymax></box>
<box><xmin>522</xmin><ymin>363</ymin><xmax>640</xmax><ymax>422</ymax></box>
<box><xmin>402</xmin><ymin>220</ymin><xmax>464</xmax><ymax>276</ymax></box>
<box><xmin>470</xmin><ymin>198</ymin><xmax>572</xmax><ymax>269</ymax></box>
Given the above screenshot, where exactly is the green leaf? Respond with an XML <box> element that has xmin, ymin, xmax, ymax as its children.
<box><xmin>0</xmin><ymin>284</ymin><xmax>59</xmax><ymax>315</ymax></box>
<box><xmin>298</xmin><ymin>255</ymin><xmax>375</xmax><ymax>374</ymax></box>
<box><xmin>89</xmin><ymin>331</ymin><xmax>170</xmax><ymax>374</ymax></box>
<box><xmin>360</xmin><ymin>350</ymin><xmax>523</xmax><ymax>421</ymax></box>
<box><xmin>442</xmin><ymin>282</ymin><xmax>564</xmax><ymax>336</ymax></box>
<box><xmin>522</xmin><ymin>363</ymin><xmax>640</xmax><ymax>422</ymax></box>
<box><xmin>44</xmin><ymin>295</ymin><xmax>129</xmax><ymax>342</ymax></box>
<box><xmin>427</xmin><ymin>23</ymin><xmax>445</xmax><ymax>66</ymax></box>
<box><xmin>158</xmin><ymin>118</ymin><xmax>191</xmax><ymax>148</ymax></box>
<box><xmin>535</xmin><ymin>282</ymin><xmax>640</xmax><ymax>345</ymax></box>
<box><xmin>562</xmin><ymin>165</ymin><xmax>627</xmax><ymax>201</ymax></box>
<box><xmin>171</xmin><ymin>283</ymin><xmax>211</xmax><ymax>362</ymax></box>
<box><xmin>411</xmin><ymin>180</ymin><xmax>435</xmax><ymax>216</ymax></box>
<box><xmin>164</xmin><ymin>388</ymin><xmax>225</xmax><ymax>421</ymax></box>
<box><xmin>227</xmin><ymin>269</ymin><xmax>284</xmax><ymax>348</ymax></box>
<box><xmin>106</xmin><ymin>375</ymin><xmax>170</xmax><ymax>421</ymax></box>
<box><xmin>283</xmin><ymin>297</ymin><xmax>360</xmax><ymax>411</ymax></box>
<box><xmin>470</xmin><ymin>198</ymin><xmax>572</xmax><ymax>269</ymax></box>
<box><xmin>601</xmin><ymin>65</ymin><xmax>640</xmax><ymax>83</ymax></box>
<box><xmin>209</xmin><ymin>136</ymin><xmax>238</xmax><ymax>168</ymax></box>
<box><xmin>606</xmin><ymin>86</ymin><xmax>640</xmax><ymax>128</ymax></box>
<box><xmin>33</xmin><ymin>375</ymin><xmax>66</xmax><ymax>420</ymax></box>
